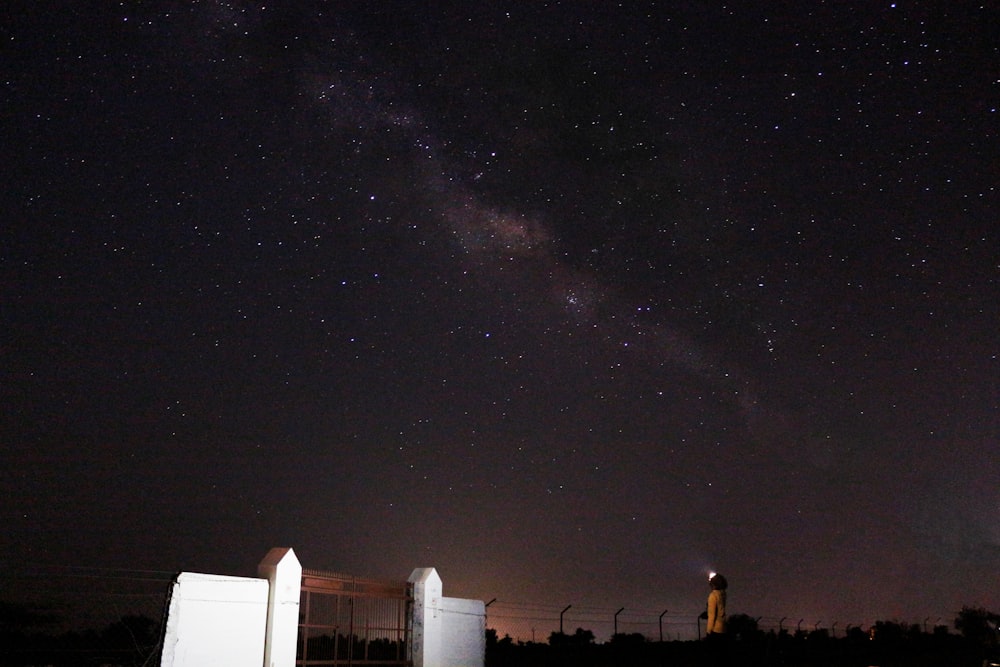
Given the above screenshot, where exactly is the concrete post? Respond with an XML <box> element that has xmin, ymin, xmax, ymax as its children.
<box><xmin>258</xmin><ymin>548</ymin><xmax>302</xmax><ymax>667</ymax></box>
<box><xmin>408</xmin><ymin>567</ymin><xmax>443</xmax><ymax>667</ymax></box>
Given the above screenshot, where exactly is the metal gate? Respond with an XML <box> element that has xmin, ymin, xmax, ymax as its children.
<box><xmin>298</xmin><ymin>568</ymin><xmax>412</xmax><ymax>667</ymax></box>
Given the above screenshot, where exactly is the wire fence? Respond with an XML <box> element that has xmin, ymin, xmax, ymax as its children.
<box><xmin>485</xmin><ymin>600</ymin><xmax>702</xmax><ymax>643</ymax></box>
<box><xmin>0</xmin><ymin>565</ymin><xmax>175</xmax><ymax>665</ymax></box>
<box><xmin>0</xmin><ymin>564</ymin><xmax>175</xmax><ymax>632</ymax></box>
<box><xmin>0</xmin><ymin>566</ymin><xmax>175</xmax><ymax>667</ymax></box>
<box><xmin>484</xmin><ymin>600</ymin><xmax>958</xmax><ymax>644</ymax></box>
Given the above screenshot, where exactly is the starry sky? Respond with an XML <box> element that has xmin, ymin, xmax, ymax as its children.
<box><xmin>2</xmin><ymin>0</ymin><xmax>997</xmax><ymax>637</ymax></box>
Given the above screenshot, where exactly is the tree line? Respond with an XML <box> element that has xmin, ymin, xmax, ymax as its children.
<box><xmin>486</xmin><ymin>606</ymin><xmax>1000</xmax><ymax>667</ymax></box>
<box><xmin>0</xmin><ymin>602</ymin><xmax>159</xmax><ymax>667</ymax></box>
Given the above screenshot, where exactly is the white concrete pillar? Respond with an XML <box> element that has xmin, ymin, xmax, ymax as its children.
<box><xmin>258</xmin><ymin>548</ymin><xmax>302</xmax><ymax>667</ymax></box>
<box><xmin>408</xmin><ymin>567</ymin><xmax>443</xmax><ymax>667</ymax></box>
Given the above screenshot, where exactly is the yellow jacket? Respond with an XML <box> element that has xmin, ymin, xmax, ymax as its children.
<box><xmin>707</xmin><ymin>589</ymin><xmax>727</xmax><ymax>634</ymax></box>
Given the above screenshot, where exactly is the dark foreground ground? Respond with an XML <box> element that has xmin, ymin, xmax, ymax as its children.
<box><xmin>487</xmin><ymin>633</ymin><xmax>991</xmax><ymax>667</ymax></box>
<box><xmin>2</xmin><ymin>617</ymin><xmax>994</xmax><ymax>666</ymax></box>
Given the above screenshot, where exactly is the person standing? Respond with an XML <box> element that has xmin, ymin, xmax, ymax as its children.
<box><xmin>706</xmin><ymin>573</ymin><xmax>728</xmax><ymax>636</ymax></box>
<box><xmin>704</xmin><ymin>572</ymin><xmax>729</xmax><ymax>666</ymax></box>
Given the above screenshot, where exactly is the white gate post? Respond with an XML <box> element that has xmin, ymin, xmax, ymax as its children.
<box><xmin>258</xmin><ymin>548</ymin><xmax>302</xmax><ymax>667</ymax></box>
<box><xmin>408</xmin><ymin>567</ymin><xmax>443</xmax><ymax>667</ymax></box>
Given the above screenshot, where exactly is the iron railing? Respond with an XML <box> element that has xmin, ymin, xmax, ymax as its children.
<box><xmin>298</xmin><ymin>568</ymin><xmax>412</xmax><ymax>666</ymax></box>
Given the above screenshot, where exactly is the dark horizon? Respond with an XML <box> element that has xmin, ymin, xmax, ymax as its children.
<box><xmin>2</xmin><ymin>586</ymin><xmax>996</xmax><ymax>667</ymax></box>
<box><xmin>0</xmin><ymin>546</ymin><xmax>990</xmax><ymax>644</ymax></box>
<box><xmin>0</xmin><ymin>570</ymin><xmax>990</xmax><ymax>639</ymax></box>
<box><xmin>2</xmin><ymin>555</ymin><xmax>998</xmax><ymax>666</ymax></box>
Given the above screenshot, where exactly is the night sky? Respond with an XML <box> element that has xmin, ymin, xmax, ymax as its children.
<box><xmin>3</xmin><ymin>1</ymin><xmax>997</xmax><ymax>637</ymax></box>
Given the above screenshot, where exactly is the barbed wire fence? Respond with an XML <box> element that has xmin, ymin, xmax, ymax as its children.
<box><xmin>1</xmin><ymin>564</ymin><xmax>175</xmax><ymax>629</ymax></box>
<box><xmin>0</xmin><ymin>564</ymin><xmax>176</xmax><ymax>664</ymax></box>
<box><xmin>484</xmin><ymin>600</ymin><xmax>702</xmax><ymax>643</ymax></box>
<box><xmin>484</xmin><ymin>600</ymin><xmax>957</xmax><ymax>645</ymax></box>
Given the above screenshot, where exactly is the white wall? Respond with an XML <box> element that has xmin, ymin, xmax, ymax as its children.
<box><xmin>160</xmin><ymin>572</ymin><xmax>269</xmax><ymax>667</ymax></box>
<box><xmin>409</xmin><ymin>567</ymin><xmax>486</xmax><ymax>667</ymax></box>
<box><xmin>159</xmin><ymin>551</ymin><xmax>483</xmax><ymax>667</ymax></box>
<box><xmin>440</xmin><ymin>597</ymin><xmax>487</xmax><ymax>667</ymax></box>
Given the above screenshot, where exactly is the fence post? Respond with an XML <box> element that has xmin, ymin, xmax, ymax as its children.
<box><xmin>408</xmin><ymin>567</ymin><xmax>443</xmax><ymax>667</ymax></box>
<box><xmin>258</xmin><ymin>548</ymin><xmax>302</xmax><ymax>667</ymax></box>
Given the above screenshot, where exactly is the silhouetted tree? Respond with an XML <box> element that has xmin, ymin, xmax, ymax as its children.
<box><xmin>955</xmin><ymin>606</ymin><xmax>1000</xmax><ymax>646</ymax></box>
<box><xmin>807</xmin><ymin>627</ymin><xmax>830</xmax><ymax>642</ymax></box>
<box><xmin>0</xmin><ymin>612</ymin><xmax>159</xmax><ymax>667</ymax></box>
<box><xmin>844</xmin><ymin>625</ymin><xmax>867</xmax><ymax>642</ymax></box>
<box><xmin>0</xmin><ymin>601</ymin><xmax>59</xmax><ymax>632</ymax></box>
<box><xmin>549</xmin><ymin>627</ymin><xmax>595</xmax><ymax>647</ymax></box>
<box><xmin>872</xmin><ymin>620</ymin><xmax>906</xmax><ymax>644</ymax></box>
<box><xmin>485</xmin><ymin>628</ymin><xmax>519</xmax><ymax>667</ymax></box>
<box><xmin>609</xmin><ymin>631</ymin><xmax>645</xmax><ymax>647</ymax></box>
<box><xmin>101</xmin><ymin>614</ymin><xmax>159</xmax><ymax>650</ymax></box>
<box><xmin>727</xmin><ymin>613</ymin><xmax>760</xmax><ymax>640</ymax></box>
